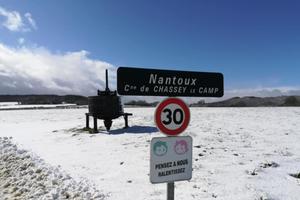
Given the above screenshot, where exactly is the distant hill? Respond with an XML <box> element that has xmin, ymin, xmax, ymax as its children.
<box><xmin>124</xmin><ymin>100</ymin><xmax>159</xmax><ymax>107</ymax></box>
<box><xmin>2</xmin><ymin>95</ymin><xmax>300</xmax><ymax>107</ymax></box>
<box><xmin>191</xmin><ymin>96</ymin><xmax>300</xmax><ymax>107</ymax></box>
<box><xmin>0</xmin><ymin>95</ymin><xmax>88</xmax><ymax>105</ymax></box>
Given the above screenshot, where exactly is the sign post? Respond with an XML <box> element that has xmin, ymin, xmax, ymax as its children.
<box><xmin>152</xmin><ymin>98</ymin><xmax>192</xmax><ymax>200</ymax></box>
<box><xmin>116</xmin><ymin>66</ymin><xmax>224</xmax><ymax>200</ymax></box>
<box><xmin>167</xmin><ymin>182</ymin><xmax>174</xmax><ymax>200</ymax></box>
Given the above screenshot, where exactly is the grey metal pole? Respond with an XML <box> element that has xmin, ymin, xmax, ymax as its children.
<box><xmin>167</xmin><ymin>96</ymin><xmax>175</xmax><ymax>200</ymax></box>
<box><xmin>86</xmin><ymin>113</ymin><xmax>89</xmax><ymax>129</ymax></box>
<box><xmin>93</xmin><ymin>117</ymin><xmax>98</xmax><ymax>133</ymax></box>
<box><xmin>167</xmin><ymin>182</ymin><xmax>174</xmax><ymax>200</ymax></box>
<box><xmin>105</xmin><ymin>69</ymin><xmax>109</xmax><ymax>92</ymax></box>
<box><xmin>124</xmin><ymin>115</ymin><xmax>129</xmax><ymax>128</ymax></box>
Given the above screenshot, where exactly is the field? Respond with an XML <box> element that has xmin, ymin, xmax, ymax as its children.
<box><xmin>0</xmin><ymin>107</ymin><xmax>300</xmax><ymax>200</ymax></box>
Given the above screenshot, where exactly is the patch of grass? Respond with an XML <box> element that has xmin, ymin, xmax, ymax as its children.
<box><xmin>290</xmin><ymin>172</ymin><xmax>300</xmax><ymax>179</ymax></box>
<box><xmin>65</xmin><ymin>127</ymin><xmax>95</xmax><ymax>134</ymax></box>
<box><xmin>81</xmin><ymin>127</ymin><xmax>93</xmax><ymax>132</ymax></box>
<box><xmin>260</xmin><ymin>161</ymin><xmax>279</xmax><ymax>168</ymax></box>
<box><xmin>246</xmin><ymin>169</ymin><xmax>258</xmax><ymax>176</ymax></box>
<box><xmin>79</xmin><ymin>127</ymin><xmax>96</xmax><ymax>134</ymax></box>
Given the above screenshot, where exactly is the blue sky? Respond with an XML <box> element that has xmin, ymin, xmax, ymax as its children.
<box><xmin>0</xmin><ymin>0</ymin><xmax>300</xmax><ymax>99</ymax></box>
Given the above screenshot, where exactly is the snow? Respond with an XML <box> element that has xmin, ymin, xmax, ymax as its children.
<box><xmin>0</xmin><ymin>107</ymin><xmax>300</xmax><ymax>199</ymax></box>
<box><xmin>0</xmin><ymin>102</ymin><xmax>19</xmax><ymax>106</ymax></box>
<box><xmin>0</xmin><ymin>137</ymin><xmax>106</xmax><ymax>199</ymax></box>
<box><xmin>0</xmin><ymin>103</ymin><xmax>80</xmax><ymax>110</ymax></box>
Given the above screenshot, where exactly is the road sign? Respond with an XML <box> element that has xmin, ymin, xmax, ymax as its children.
<box><xmin>150</xmin><ymin>136</ymin><xmax>193</xmax><ymax>184</ymax></box>
<box><xmin>117</xmin><ymin>67</ymin><xmax>224</xmax><ymax>97</ymax></box>
<box><xmin>155</xmin><ymin>97</ymin><xmax>190</xmax><ymax>136</ymax></box>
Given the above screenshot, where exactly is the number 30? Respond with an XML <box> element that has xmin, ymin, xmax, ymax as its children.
<box><xmin>162</xmin><ymin>108</ymin><xmax>184</xmax><ymax>125</ymax></box>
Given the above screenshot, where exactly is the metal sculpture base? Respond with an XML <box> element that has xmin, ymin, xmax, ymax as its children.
<box><xmin>104</xmin><ymin>119</ymin><xmax>112</xmax><ymax>131</ymax></box>
<box><xmin>85</xmin><ymin>113</ymin><xmax>132</xmax><ymax>133</ymax></box>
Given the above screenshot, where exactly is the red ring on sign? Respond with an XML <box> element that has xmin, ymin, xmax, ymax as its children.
<box><xmin>155</xmin><ymin>97</ymin><xmax>190</xmax><ymax>136</ymax></box>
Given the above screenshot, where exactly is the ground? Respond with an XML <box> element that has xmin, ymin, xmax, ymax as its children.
<box><xmin>0</xmin><ymin>107</ymin><xmax>299</xmax><ymax>200</ymax></box>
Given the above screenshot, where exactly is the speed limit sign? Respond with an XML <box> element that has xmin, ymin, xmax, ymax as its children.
<box><xmin>155</xmin><ymin>97</ymin><xmax>190</xmax><ymax>136</ymax></box>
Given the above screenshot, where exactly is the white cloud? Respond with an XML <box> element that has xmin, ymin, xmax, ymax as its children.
<box><xmin>0</xmin><ymin>41</ymin><xmax>299</xmax><ymax>101</ymax></box>
<box><xmin>0</xmin><ymin>42</ymin><xmax>115</xmax><ymax>95</ymax></box>
<box><xmin>24</xmin><ymin>12</ymin><xmax>37</xmax><ymax>30</ymax></box>
<box><xmin>0</xmin><ymin>6</ymin><xmax>24</xmax><ymax>31</ymax></box>
<box><xmin>18</xmin><ymin>38</ymin><xmax>25</xmax><ymax>45</ymax></box>
<box><xmin>0</xmin><ymin>6</ymin><xmax>36</xmax><ymax>32</ymax></box>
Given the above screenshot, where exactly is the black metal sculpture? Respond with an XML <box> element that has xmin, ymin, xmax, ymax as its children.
<box><xmin>86</xmin><ymin>70</ymin><xmax>132</xmax><ymax>132</ymax></box>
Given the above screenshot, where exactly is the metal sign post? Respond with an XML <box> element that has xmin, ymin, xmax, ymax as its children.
<box><xmin>167</xmin><ymin>182</ymin><xmax>174</xmax><ymax>200</ymax></box>
<box><xmin>151</xmin><ymin>97</ymin><xmax>193</xmax><ymax>200</ymax></box>
<box><xmin>116</xmin><ymin>66</ymin><xmax>224</xmax><ymax>200</ymax></box>
<box><xmin>150</xmin><ymin>134</ymin><xmax>192</xmax><ymax>200</ymax></box>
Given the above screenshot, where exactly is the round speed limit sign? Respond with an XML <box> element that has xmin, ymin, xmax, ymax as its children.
<box><xmin>155</xmin><ymin>97</ymin><xmax>190</xmax><ymax>136</ymax></box>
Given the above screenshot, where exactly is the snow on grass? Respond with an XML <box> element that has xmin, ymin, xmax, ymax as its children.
<box><xmin>0</xmin><ymin>103</ymin><xmax>82</xmax><ymax>110</ymax></box>
<box><xmin>0</xmin><ymin>137</ymin><xmax>106</xmax><ymax>200</ymax></box>
<box><xmin>0</xmin><ymin>107</ymin><xmax>300</xmax><ymax>199</ymax></box>
<box><xmin>0</xmin><ymin>102</ymin><xmax>19</xmax><ymax>107</ymax></box>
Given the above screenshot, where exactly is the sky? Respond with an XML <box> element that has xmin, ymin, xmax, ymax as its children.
<box><xmin>0</xmin><ymin>0</ymin><xmax>300</xmax><ymax>101</ymax></box>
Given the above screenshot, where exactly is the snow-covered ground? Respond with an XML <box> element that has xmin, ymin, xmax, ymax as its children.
<box><xmin>0</xmin><ymin>137</ymin><xmax>106</xmax><ymax>200</ymax></box>
<box><xmin>0</xmin><ymin>107</ymin><xmax>300</xmax><ymax>200</ymax></box>
<box><xmin>0</xmin><ymin>102</ymin><xmax>19</xmax><ymax>107</ymax></box>
<box><xmin>0</xmin><ymin>102</ymin><xmax>81</xmax><ymax>110</ymax></box>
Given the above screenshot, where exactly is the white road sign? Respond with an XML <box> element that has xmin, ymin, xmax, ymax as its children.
<box><xmin>150</xmin><ymin>136</ymin><xmax>193</xmax><ymax>184</ymax></box>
